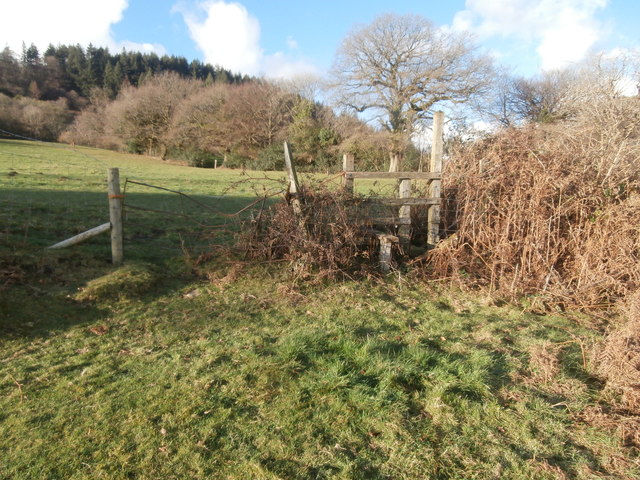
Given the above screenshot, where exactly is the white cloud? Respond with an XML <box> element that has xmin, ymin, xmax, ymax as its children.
<box><xmin>178</xmin><ymin>1</ymin><xmax>262</xmax><ymax>74</ymax></box>
<box><xmin>453</xmin><ymin>0</ymin><xmax>609</xmax><ymax>71</ymax></box>
<box><xmin>286</xmin><ymin>36</ymin><xmax>298</xmax><ymax>50</ymax></box>
<box><xmin>176</xmin><ymin>1</ymin><xmax>318</xmax><ymax>78</ymax></box>
<box><xmin>0</xmin><ymin>0</ymin><xmax>130</xmax><ymax>54</ymax></box>
<box><xmin>120</xmin><ymin>41</ymin><xmax>168</xmax><ymax>57</ymax></box>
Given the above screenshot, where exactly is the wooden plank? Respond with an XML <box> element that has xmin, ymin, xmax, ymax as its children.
<box><xmin>363</xmin><ymin>197</ymin><xmax>441</xmax><ymax>206</ymax></box>
<box><xmin>108</xmin><ymin>168</ymin><xmax>124</xmax><ymax>265</ymax></box>
<box><xmin>345</xmin><ymin>171</ymin><xmax>440</xmax><ymax>180</ymax></box>
<box><xmin>48</xmin><ymin>222</ymin><xmax>111</xmax><ymax>249</ymax></box>
<box><xmin>398</xmin><ymin>178</ymin><xmax>411</xmax><ymax>242</ymax></box>
<box><xmin>358</xmin><ymin>217</ymin><xmax>412</xmax><ymax>226</ymax></box>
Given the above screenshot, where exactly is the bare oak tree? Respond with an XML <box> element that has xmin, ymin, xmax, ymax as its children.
<box><xmin>330</xmin><ymin>13</ymin><xmax>493</xmax><ymax>171</ymax></box>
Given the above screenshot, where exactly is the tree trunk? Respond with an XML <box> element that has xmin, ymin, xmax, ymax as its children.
<box><xmin>388</xmin><ymin>152</ymin><xmax>402</xmax><ymax>172</ymax></box>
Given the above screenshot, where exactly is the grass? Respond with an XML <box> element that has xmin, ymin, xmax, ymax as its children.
<box><xmin>1</xmin><ymin>139</ymin><xmax>639</xmax><ymax>479</ymax></box>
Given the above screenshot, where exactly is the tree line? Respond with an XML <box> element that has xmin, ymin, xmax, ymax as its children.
<box><xmin>1</xmin><ymin>42</ymin><xmax>247</xmax><ymax>100</ymax></box>
<box><xmin>0</xmin><ymin>41</ymin><xmax>398</xmax><ymax>170</ymax></box>
<box><xmin>60</xmin><ymin>73</ymin><xmax>393</xmax><ymax>171</ymax></box>
<box><xmin>0</xmin><ymin>42</ymin><xmax>257</xmax><ymax>148</ymax></box>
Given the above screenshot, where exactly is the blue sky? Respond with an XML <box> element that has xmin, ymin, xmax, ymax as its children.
<box><xmin>1</xmin><ymin>0</ymin><xmax>638</xmax><ymax>79</ymax></box>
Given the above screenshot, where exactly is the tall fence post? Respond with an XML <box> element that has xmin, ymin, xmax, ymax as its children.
<box><xmin>398</xmin><ymin>177</ymin><xmax>411</xmax><ymax>243</ymax></box>
<box><xmin>108</xmin><ymin>168</ymin><xmax>124</xmax><ymax>265</ymax></box>
<box><xmin>428</xmin><ymin>111</ymin><xmax>444</xmax><ymax>247</ymax></box>
<box><xmin>343</xmin><ymin>153</ymin><xmax>354</xmax><ymax>195</ymax></box>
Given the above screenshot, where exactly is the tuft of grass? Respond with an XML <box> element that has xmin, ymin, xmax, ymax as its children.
<box><xmin>74</xmin><ymin>262</ymin><xmax>160</xmax><ymax>302</ymax></box>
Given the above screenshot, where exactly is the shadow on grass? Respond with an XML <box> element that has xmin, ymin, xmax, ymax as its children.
<box><xmin>0</xmin><ymin>284</ymin><xmax>107</xmax><ymax>339</ymax></box>
<box><xmin>0</xmin><ymin>187</ymin><xmax>266</xmax><ymax>259</ymax></box>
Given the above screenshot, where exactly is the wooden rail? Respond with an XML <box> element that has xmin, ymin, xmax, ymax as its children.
<box><xmin>344</xmin><ymin>172</ymin><xmax>440</xmax><ymax>180</ymax></box>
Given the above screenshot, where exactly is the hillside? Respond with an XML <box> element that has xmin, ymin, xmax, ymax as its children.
<box><xmin>1</xmin><ymin>140</ymin><xmax>638</xmax><ymax>479</ymax></box>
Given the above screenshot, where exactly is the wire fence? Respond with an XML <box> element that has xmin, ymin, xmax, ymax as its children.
<box><xmin>0</xmin><ymin>129</ymin><xmax>291</xmax><ymax>264</ymax></box>
<box><xmin>1</xmin><ymin>127</ymin><xmax>449</xmax><ymax>271</ymax></box>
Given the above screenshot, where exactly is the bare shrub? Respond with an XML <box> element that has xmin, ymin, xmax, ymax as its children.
<box><xmin>224</xmin><ymin>82</ymin><xmax>297</xmax><ymax>158</ymax></box>
<box><xmin>595</xmin><ymin>291</ymin><xmax>640</xmax><ymax>414</ymax></box>
<box><xmin>241</xmin><ymin>185</ymin><xmax>383</xmax><ymax>281</ymax></box>
<box><xmin>0</xmin><ymin>94</ymin><xmax>72</xmax><ymax>141</ymax></box>
<box><xmin>162</xmin><ymin>83</ymin><xmax>239</xmax><ymax>166</ymax></box>
<box><xmin>105</xmin><ymin>73</ymin><xmax>194</xmax><ymax>156</ymax></box>
<box><xmin>60</xmin><ymin>88</ymin><xmax>123</xmax><ymax>149</ymax></box>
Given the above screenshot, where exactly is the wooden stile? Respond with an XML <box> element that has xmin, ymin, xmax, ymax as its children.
<box><xmin>284</xmin><ymin>112</ymin><xmax>443</xmax><ymax>271</ymax></box>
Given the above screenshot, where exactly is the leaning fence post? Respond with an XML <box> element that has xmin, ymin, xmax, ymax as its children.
<box><xmin>107</xmin><ymin>168</ymin><xmax>124</xmax><ymax>265</ymax></box>
<box><xmin>283</xmin><ymin>141</ymin><xmax>303</xmax><ymax>216</ymax></box>
<box><xmin>427</xmin><ymin>111</ymin><xmax>444</xmax><ymax>247</ymax></box>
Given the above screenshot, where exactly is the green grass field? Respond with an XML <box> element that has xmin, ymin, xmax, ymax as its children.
<box><xmin>1</xmin><ymin>139</ymin><xmax>638</xmax><ymax>479</ymax></box>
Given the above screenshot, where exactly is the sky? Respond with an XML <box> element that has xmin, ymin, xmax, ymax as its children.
<box><xmin>1</xmin><ymin>0</ymin><xmax>638</xmax><ymax>80</ymax></box>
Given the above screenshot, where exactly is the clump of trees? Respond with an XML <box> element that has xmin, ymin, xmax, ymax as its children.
<box><xmin>60</xmin><ymin>72</ymin><xmax>388</xmax><ymax>171</ymax></box>
<box><xmin>1</xmin><ymin>41</ymin><xmax>390</xmax><ymax>170</ymax></box>
<box><xmin>0</xmin><ymin>42</ymin><xmax>246</xmax><ymax>142</ymax></box>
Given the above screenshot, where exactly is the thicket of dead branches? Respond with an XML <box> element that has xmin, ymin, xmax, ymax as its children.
<box><xmin>240</xmin><ymin>186</ymin><xmax>392</xmax><ymax>281</ymax></box>
<box><xmin>429</xmin><ymin>92</ymin><xmax>640</xmax><ymax>411</ymax></box>
<box><xmin>431</xmin><ymin>96</ymin><xmax>640</xmax><ymax>308</ymax></box>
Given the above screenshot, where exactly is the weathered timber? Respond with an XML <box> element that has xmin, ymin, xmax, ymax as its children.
<box><xmin>363</xmin><ymin>197</ymin><xmax>440</xmax><ymax>206</ymax></box>
<box><xmin>48</xmin><ymin>222</ymin><xmax>111</xmax><ymax>249</ymax></box>
<box><xmin>377</xmin><ymin>233</ymin><xmax>399</xmax><ymax>273</ymax></box>
<box><xmin>345</xmin><ymin>171</ymin><xmax>440</xmax><ymax>180</ymax></box>
<box><xmin>283</xmin><ymin>141</ymin><xmax>303</xmax><ymax>216</ymax></box>
<box><xmin>398</xmin><ymin>178</ymin><xmax>411</xmax><ymax>242</ymax></box>
<box><xmin>427</xmin><ymin>111</ymin><xmax>444</xmax><ymax>247</ymax></box>
<box><xmin>357</xmin><ymin>217</ymin><xmax>412</xmax><ymax>226</ymax></box>
<box><xmin>343</xmin><ymin>153</ymin><xmax>355</xmax><ymax>194</ymax></box>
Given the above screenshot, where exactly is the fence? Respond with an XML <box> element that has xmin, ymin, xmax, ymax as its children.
<box><xmin>25</xmin><ymin>112</ymin><xmax>444</xmax><ymax>272</ymax></box>
<box><xmin>48</xmin><ymin>168</ymin><xmax>124</xmax><ymax>265</ymax></box>
<box><xmin>283</xmin><ymin>112</ymin><xmax>444</xmax><ymax>272</ymax></box>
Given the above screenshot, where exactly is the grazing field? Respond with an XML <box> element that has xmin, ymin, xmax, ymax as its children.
<box><xmin>1</xmin><ymin>140</ymin><xmax>638</xmax><ymax>479</ymax></box>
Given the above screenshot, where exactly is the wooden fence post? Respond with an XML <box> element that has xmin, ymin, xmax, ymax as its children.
<box><xmin>427</xmin><ymin>111</ymin><xmax>444</xmax><ymax>247</ymax></box>
<box><xmin>398</xmin><ymin>177</ymin><xmax>411</xmax><ymax>243</ymax></box>
<box><xmin>378</xmin><ymin>234</ymin><xmax>399</xmax><ymax>273</ymax></box>
<box><xmin>343</xmin><ymin>153</ymin><xmax>354</xmax><ymax>195</ymax></box>
<box><xmin>108</xmin><ymin>168</ymin><xmax>124</xmax><ymax>265</ymax></box>
<box><xmin>283</xmin><ymin>142</ymin><xmax>303</xmax><ymax>216</ymax></box>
